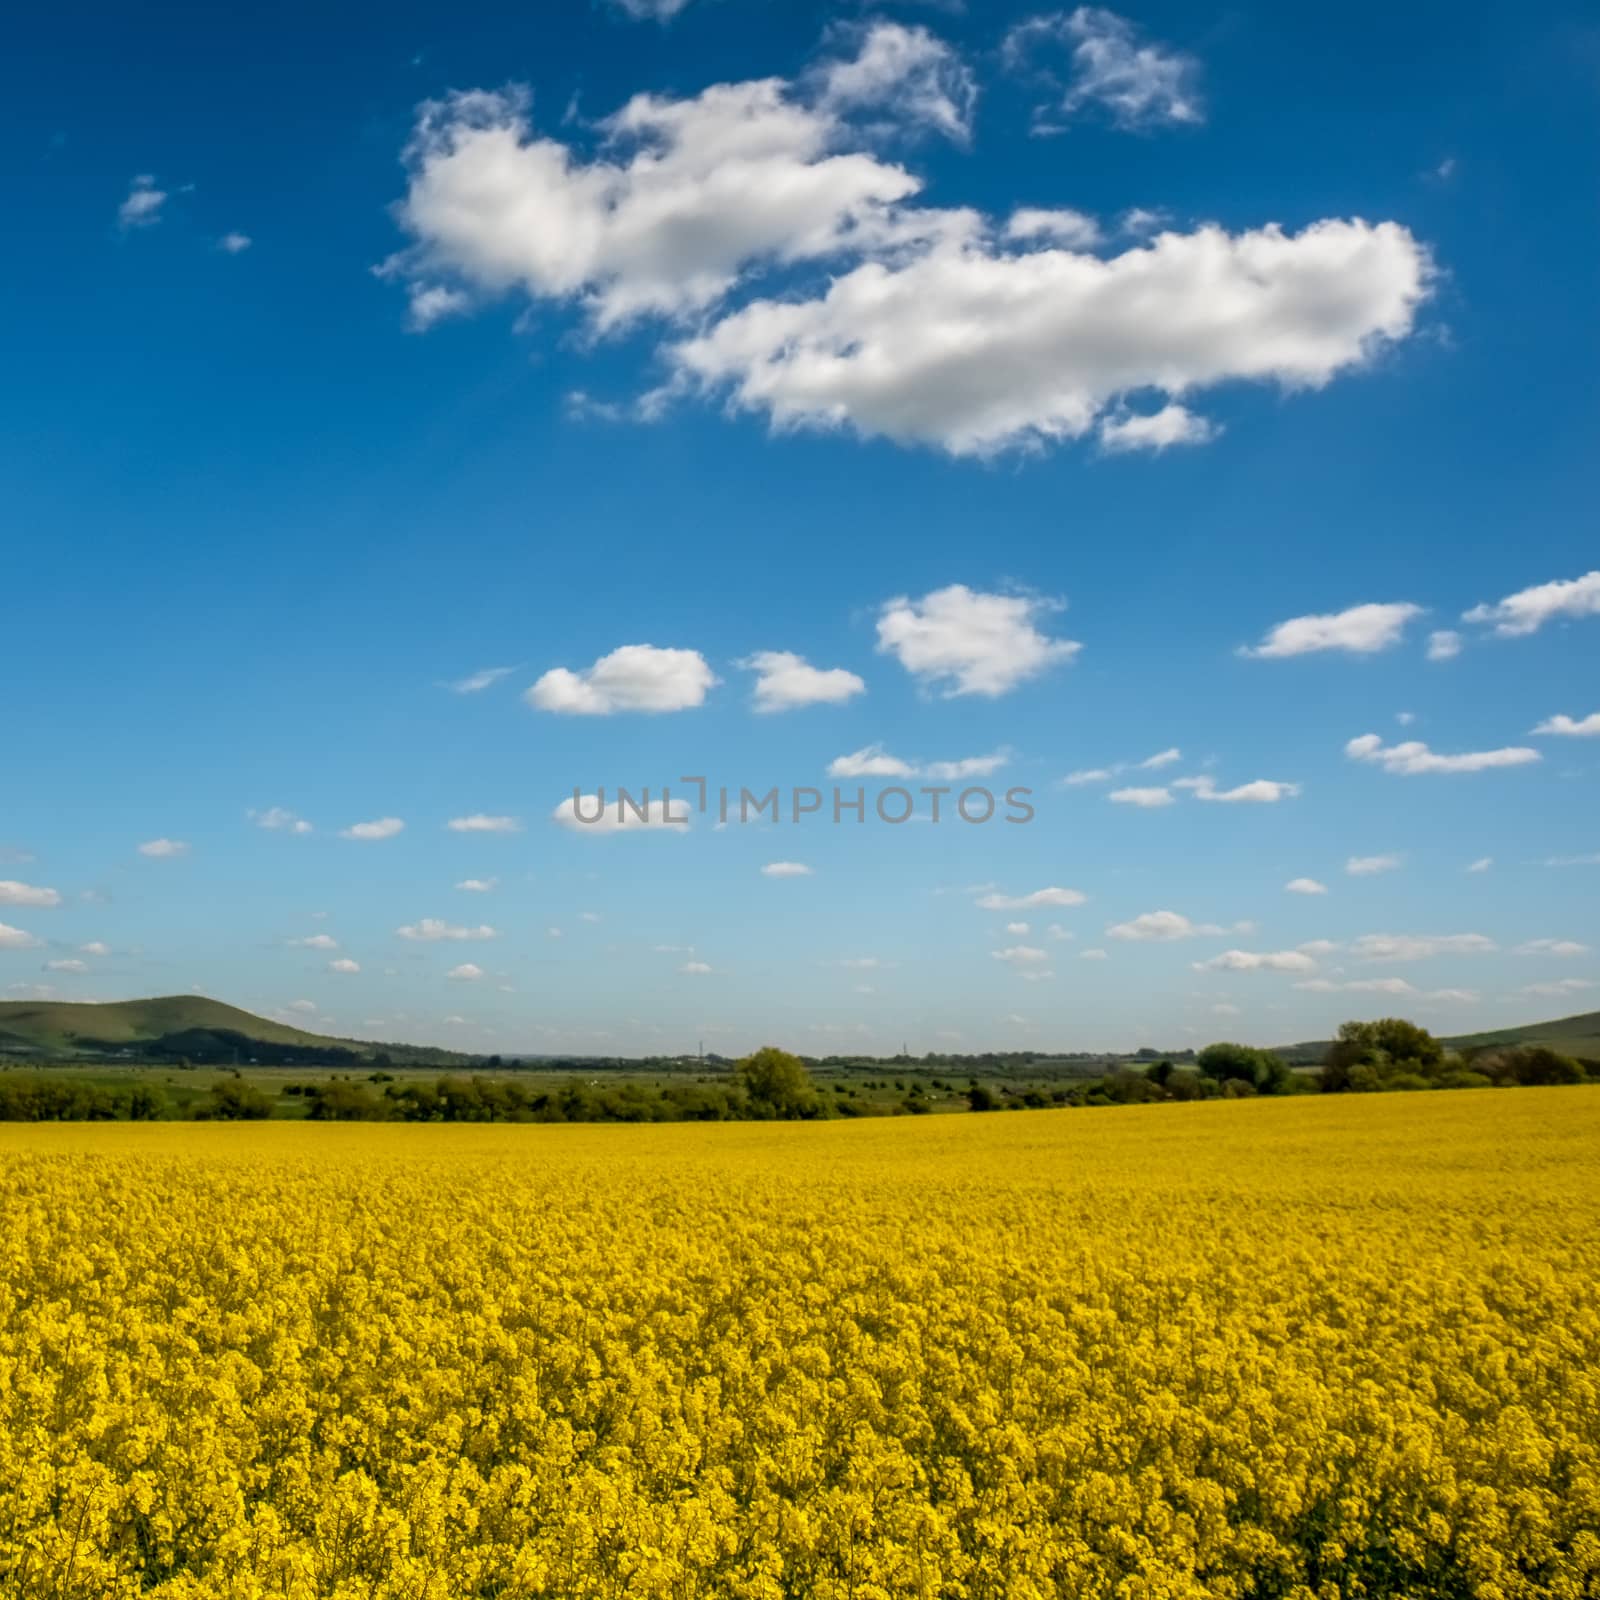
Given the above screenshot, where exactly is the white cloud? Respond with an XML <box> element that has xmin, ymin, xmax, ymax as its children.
<box><xmin>1294</xmin><ymin>977</ymin><xmax>1417</xmax><ymax>996</ymax></box>
<box><xmin>138</xmin><ymin>838</ymin><xmax>189</xmax><ymax>858</ymax></box>
<box><xmin>447</xmin><ymin>665</ymin><xmax>517</xmax><ymax>694</ymax></box>
<box><xmin>1005</xmin><ymin>207</ymin><xmax>1101</xmax><ymax>248</ymax></box>
<box><xmin>44</xmin><ymin>958</ymin><xmax>89</xmax><ymax>975</ymax></box>
<box><xmin>1107</xmin><ymin>910</ymin><xmax>1224</xmax><ymax>941</ymax></box>
<box><xmin>761</xmin><ymin>861</ymin><xmax>814</xmax><ymax>878</ymax></box>
<box><xmin>1521</xmin><ymin>978</ymin><xmax>1593</xmax><ymax>999</ymax></box>
<box><xmin>218</xmin><ymin>231</ymin><xmax>252</xmax><ymax>254</ymax></box>
<box><xmin>1079</xmin><ymin>948</ymin><xmax>1108</xmax><ymax>960</ymax></box>
<box><xmin>827</xmin><ymin>743</ymin><xmax>1006</xmax><ymax>780</ymax></box>
<box><xmin>977</xmin><ymin>886</ymin><xmax>1087</xmax><ymax>910</ymax></box>
<box><xmin>1427</xmin><ymin>629</ymin><xmax>1462</xmax><ymax>661</ymax></box>
<box><xmin>1003</xmin><ymin>7</ymin><xmax>1203</xmax><ymax>131</ymax></box>
<box><xmin>250</xmin><ymin>807</ymin><xmax>313</xmax><ymax>834</ymax></box>
<box><xmin>1285</xmin><ymin>878</ymin><xmax>1328</xmax><ymax>895</ymax></box>
<box><xmin>993</xmin><ymin>945</ymin><xmax>1051</xmax><ymax>971</ymax></box>
<box><xmin>1241</xmin><ymin>602</ymin><xmax>1423</xmax><ymax>659</ymax></box>
<box><xmin>1139</xmin><ymin>747</ymin><xmax>1182</xmax><ymax>770</ymax></box>
<box><xmin>397</xmin><ymin>919</ymin><xmax>498</xmax><ymax>941</ymax></box>
<box><xmin>608</xmin><ymin>0</ymin><xmax>694</xmax><ymax>18</ymax></box>
<box><xmin>79</xmin><ymin>942</ymin><xmax>111</xmax><ymax>956</ymax></box>
<box><xmin>1467</xmin><ymin>857</ymin><xmax>1493</xmax><ymax>873</ymax></box>
<box><xmin>1109</xmin><ymin>786</ymin><xmax>1174</xmax><ymax>808</ymax></box>
<box><xmin>1193</xmin><ymin>949</ymin><xmax>1318</xmax><ymax>974</ymax></box>
<box><xmin>118</xmin><ymin>175</ymin><xmax>167</xmax><ymax>229</ymax></box>
<box><xmin>672</xmin><ymin>220</ymin><xmax>1429</xmax><ymax>457</ymax></box>
<box><xmin>1005</xmin><ymin>921</ymin><xmax>1031</xmax><ymax>935</ymax></box>
<box><xmin>1212</xmin><ymin>1003</ymin><xmax>1240</xmax><ymax>1016</ymax></box>
<box><xmin>287</xmin><ymin>1000</ymin><xmax>318</xmax><ymax>1014</ymax></box>
<box><xmin>680</xmin><ymin>960</ymin><xmax>713</xmax><ymax>975</ymax></box>
<box><xmin>1345</xmin><ymin>733</ymin><xmax>1540</xmax><ymax>776</ymax></box>
<box><xmin>877</xmin><ymin>585</ymin><xmax>1078</xmax><ymax>697</ymax></box>
<box><xmin>1543</xmin><ymin>853</ymin><xmax>1600</xmax><ymax>867</ymax></box>
<box><xmin>340</xmin><ymin>818</ymin><xmax>405</xmax><ymax>841</ymax></box>
<box><xmin>447</xmin><ymin>963</ymin><xmax>485</xmax><ymax>981</ymax></box>
<box><xmin>329</xmin><ymin>959</ymin><xmax>362</xmax><ymax>974</ymax></box>
<box><xmin>1347</xmin><ymin>853</ymin><xmax>1402</xmax><ymax>876</ymax></box>
<box><xmin>406</xmin><ymin>284</ymin><xmax>472</xmax><ymax>330</ymax></box>
<box><xmin>1178</xmin><ymin>775</ymin><xmax>1300</xmax><ymax>804</ymax></box>
<box><xmin>528</xmin><ymin>645</ymin><xmax>716</xmax><ymax>714</ymax></box>
<box><xmin>1099</xmin><ymin>403</ymin><xmax>1217</xmax><ymax>453</ymax></box>
<box><xmin>1065</xmin><ymin>767</ymin><xmax>1115</xmax><ymax>786</ymax></box>
<box><xmin>1515</xmin><ymin>939</ymin><xmax>1588</xmax><ymax>957</ymax></box>
<box><xmin>1349</xmin><ymin>933</ymin><xmax>1496</xmax><ymax>962</ymax></box>
<box><xmin>817</xmin><ymin>22</ymin><xmax>978</xmax><ymax>144</ymax></box>
<box><xmin>0</xmin><ymin>881</ymin><xmax>60</xmax><ymax>909</ymax></box>
<box><xmin>456</xmin><ymin>878</ymin><xmax>498</xmax><ymax>893</ymax></box>
<box><xmin>552</xmin><ymin>794</ymin><xmax>691</xmax><ymax>833</ymax></box>
<box><xmin>741</xmin><ymin>650</ymin><xmax>865</xmax><ymax>712</ymax></box>
<box><xmin>1047</xmin><ymin>923</ymin><xmax>1073</xmax><ymax>941</ymax></box>
<box><xmin>1464</xmin><ymin>570</ymin><xmax>1600</xmax><ymax>637</ymax></box>
<box><xmin>290</xmin><ymin>934</ymin><xmax>340</xmax><ymax>951</ymax></box>
<box><xmin>447</xmin><ymin>814</ymin><xmax>522</xmax><ymax>833</ymax></box>
<box><xmin>1533</xmin><ymin>712</ymin><xmax>1600</xmax><ymax>738</ymax></box>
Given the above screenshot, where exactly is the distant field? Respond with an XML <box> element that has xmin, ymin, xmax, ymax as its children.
<box><xmin>2</xmin><ymin>1091</ymin><xmax>1596</xmax><ymax>1597</ymax></box>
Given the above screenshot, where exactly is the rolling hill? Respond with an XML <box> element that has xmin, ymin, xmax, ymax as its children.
<box><xmin>1274</xmin><ymin>1010</ymin><xmax>1600</xmax><ymax>1066</ymax></box>
<box><xmin>0</xmin><ymin>996</ymin><xmax>472</xmax><ymax>1066</ymax></box>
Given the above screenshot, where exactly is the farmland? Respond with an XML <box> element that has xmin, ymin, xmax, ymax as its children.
<box><xmin>2</xmin><ymin>1090</ymin><xmax>1597</xmax><ymax>1598</ymax></box>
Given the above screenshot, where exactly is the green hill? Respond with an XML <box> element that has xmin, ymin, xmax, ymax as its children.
<box><xmin>0</xmin><ymin>996</ymin><xmax>471</xmax><ymax>1066</ymax></box>
<box><xmin>1274</xmin><ymin>1010</ymin><xmax>1600</xmax><ymax>1067</ymax></box>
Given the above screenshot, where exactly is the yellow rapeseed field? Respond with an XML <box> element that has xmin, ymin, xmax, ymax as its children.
<box><xmin>1</xmin><ymin>1090</ymin><xmax>1597</xmax><ymax>1599</ymax></box>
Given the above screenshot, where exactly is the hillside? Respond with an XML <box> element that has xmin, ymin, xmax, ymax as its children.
<box><xmin>0</xmin><ymin>996</ymin><xmax>470</xmax><ymax>1066</ymax></box>
<box><xmin>1275</xmin><ymin>1010</ymin><xmax>1600</xmax><ymax>1066</ymax></box>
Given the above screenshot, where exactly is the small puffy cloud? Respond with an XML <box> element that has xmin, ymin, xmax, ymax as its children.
<box><xmin>552</xmin><ymin>794</ymin><xmax>691</xmax><ymax>833</ymax></box>
<box><xmin>138</xmin><ymin>838</ymin><xmax>189</xmax><ymax>858</ymax></box>
<box><xmin>1178</xmin><ymin>775</ymin><xmax>1300</xmax><ymax>803</ymax></box>
<box><xmin>79</xmin><ymin>942</ymin><xmax>111</xmax><ymax>956</ymax></box>
<box><xmin>0</xmin><ymin>881</ymin><xmax>60</xmax><ymax>909</ymax></box>
<box><xmin>829</xmin><ymin>744</ymin><xmax>917</xmax><ymax>779</ymax></box>
<box><xmin>1514</xmin><ymin>938</ymin><xmax>1588</xmax><ymax>957</ymax></box>
<box><xmin>1079</xmin><ymin>948</ymin><xmax>1108</xmax><ymax>961</ymax></box>
<box><xmin>922</xmin><ymin>751</ymin><xmax>1009</xmax><ymax>780</ymax></box>
<box><xmin>1193</xmin><ymin>949</ymin><xmax>1317</xmax><ymax>974</ymax></box>
<box><xmin>761</xmin><ymin>862</ymin><xmax>814</xmax><ymax>878</ymax></box>
<box><xmin>1533</xmin><ymin>712</ymin><xmax>1600</xmax><ymax>737</ymax></box>
<box><xmin>447</xmin><ymin>963</ymin><xmax>485</xmax><ymax>981</ymax></box>
<box><xmin>1005</xmin><ymin>921</ymin><xmax>1030</xmax><ymax>935</ymax></box>
<box><xmin>1427</xmin><ymin>629</ymin><xmax>1462</xmax><ymax>661</ymax></box>
<box><xmin>1005</xmin><ymin>207</ymin><xmax>1101</xmax><ymax>248</ymax></box>
<box><xmin>1003</xmin><ymin>7</ymin><xmax>1203</xmax><ymax>131</ymax></box>
<box><xmin>1107</xmin><ymin>910</ymin><xmax>1224</xmax><ymax>941</ymax></box>
<box><xmin>1139</xmin><ymin>747</ymin><xmax>1181</xmax><ymax>770</ymax></box>
<box><xmin>1241</xmin><ymin>602</ymin><xmax>1422</xmax><ymax>659</ymax></box>
<box><xmin>397</xmin><ymin>919</ymin><xmax>497</xmax><ymax>941</ymax></box>
<box><xmin>456</xmin><ymin>878</ymin><xmax>498</xmax><ymax>893</ymax></box>
<box><xmin>447</xmin><ymin>665</ymin><xmax>517</xmax><ymax>694</ymax></box>
<box><xmin>1099</xmin><ymin>403</ymin><xmax>1217</xmax><ymax>453</ymax></box>
<box><xmin>680</xmin><ymin>960</ymin><xmax>713</xmax><ymax>975</ymax></box>
<box><xmin>1285</xmin><ymin>878</ymin><xmax>1328</xmax><ymax>895</ymax></box>
<box><xmin>447</xmin><ymin>814</ymin><xmax>522</xmax><ymax>833</ymax></box>
<box><xmin>1345</xmin><ymin>733</ymin><xmax>1540</xmax><ymax>776</ymax></box>
<box><xmin>290</xmin><ymin>934</ymin><xmax>340</xmax><ymax>951</ymax></box>
<box><xmin>877</xmin><ymin>586</ymin><xmax>1079</xmax><ymax>698</ymax></box>
<box><xmin>1464</xmin><ymin>570</ymin><xmax>1600</xmax><ymax>637</ymax></box>
<box><xmin>1349</xmin><ymin>933</ymin><xmax>1495</xmax><ymax>962</ymax></box>
<box><xmin>250</xmin><ymin>807</ymin><xmax>313</xmax><ymax>834</ymax></box>
<box><xmin>45</xmin><ymin>958</ymin><xmax>89</xmax><ymax>975</ymax></box>
<box><xmin>977</xmin><ymin>886</ymin><xmax>1087</xmax><ymax>910</ymax></box>
<box><xmin>407</xmin><ymin>284</ymin><xmax>472</xmax><ymax>330</ymax></box>
<box><xmin>1347</xmin><ymin>853</ymin><xmax>1402</xmax><ymax>876</ymax></box>
<box><xmin>340</xmin><ymin>818</ymin><xmax>405</xmax><ymax>841</ymax></box>
<box><xmin>1110</xmin><ymin>786</ymin><xmax>1174</xmax><ymax>808</ymax></box>
<box><xmin>218</xmin><ymin>232</ymin><xmax>252</xmax><ymax>254</ymax></box>
<box><xmin>817</xmin><ymin>21</ymin><xmax>978</xmax><ymax>144</ymax></box>
<box><xmin>118</xmin><ymin>174</ymin><xmax>167</xmax><ymax>229</ymax></box>
<box><xmin>1065</xmin><ymin>768</ymin><xmax>1115</xmax><ymax>786</ymax></box>
<box><xmin>742</xmin><ymin>650</ymin><xmax>865</xmax><ymax>712</ymax></box>
<box><xmin>992</xmin><ymin>945</ymin><xmax>1051</xmax><ymax>972</ymax></box>
<box><xmin>528</xmin><ymin>645</ymin><xmax>716</xmax><ymax>714</ymax></box>
<box><xmin>1467</xmin><ymin>857</ymin><xmax>1493</xmax><ymax>873</ymax></box>
<box><xmin>329</xmin><ymin>958</ymin><xmax>361</xmax><ymax>974</ymax></box>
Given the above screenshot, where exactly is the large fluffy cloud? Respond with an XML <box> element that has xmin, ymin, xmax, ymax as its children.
<box><xmin>1241</xmin><ymin>601</ymin><xmax>1423</xmax><ymax>659</ymax></box>
<box><xmin>1465</xmin><ymin>570</ymin><xmax>1600</xmax><ymax>637</ymax></box>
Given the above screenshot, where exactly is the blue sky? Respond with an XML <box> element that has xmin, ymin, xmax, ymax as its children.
<box><xmin>2</xmin><ymin>0</ymin><xmax>1597</xmax><ymax>1055</ymax></box>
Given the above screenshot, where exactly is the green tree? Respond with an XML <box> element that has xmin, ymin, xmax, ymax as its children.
<box><xmin>736</xmin><ymin>1047</ymin><xmax>820</xmax><ymax>1119</ymax></box>
<box><xmin>1322</xmin><ymin>1018</ymin><xmax>1444</xmax><ymax>1092</ymax></box>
